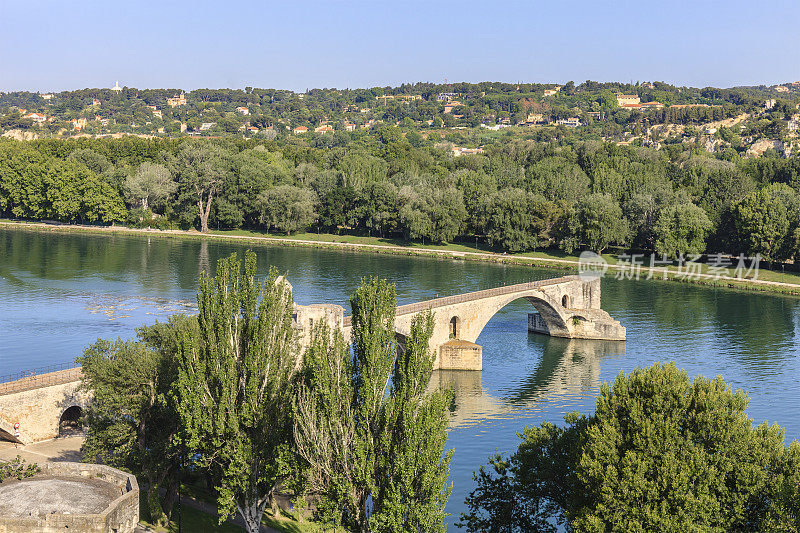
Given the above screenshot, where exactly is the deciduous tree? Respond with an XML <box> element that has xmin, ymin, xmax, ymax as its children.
<box><xmin>124</xmin><ymin>162</ymin><xmax>176</xmax><ymax>212</ymax></box>
<box><xmin>560</xmin><ymin>193</ymin><xmax>629</xmax><ymax>254</ymax></box>
<box><xmin>174</xmin><ymin>144</ymin><xmax>230</xmax><ymax>232</ymax></box>
<box><xmin>653</xmin><ymin>202</ymin><xmax>713</xmax><ymax>258</ymax></box>
<box><xmin>79</xmin><ymin>316</ymin><xmax>192</xmax><ymax>525</ymax></box>
<box><xmin>258</xmin><ymin>185</ymin><xmax>317</xmax><ymax>235</ymax></box>
<box><xmin>460</xmin><ymin>363</ymin><xmax>800</xmax><ymax>532</ymax></box>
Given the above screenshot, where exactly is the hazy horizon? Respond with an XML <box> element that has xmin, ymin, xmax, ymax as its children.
<box><xmin>2</xmin><ymin>77</ymin><xmax>798</xmax><ymax>94</ymax></box>
<box><xmin>1</xmin><ymin>0</ymin><xmax>798</xmax><ymax>93</ymax></box>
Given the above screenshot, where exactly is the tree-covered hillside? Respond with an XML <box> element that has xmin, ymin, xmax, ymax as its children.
<box><xmin>2</xmin><ymin>81</ymin><xmax>798</xmax><ymax>160</ymax></box>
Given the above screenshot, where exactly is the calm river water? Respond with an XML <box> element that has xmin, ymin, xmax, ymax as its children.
<box><xmin>1</xmin><ymin>228</ymin><xmax>799</xmax><ymax>527</ymax></box>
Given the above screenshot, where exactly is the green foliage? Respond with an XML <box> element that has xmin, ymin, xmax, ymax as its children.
<box><xmin>174</xmin><ymin>143</ymin><xmax>231</xmax><ymax>232</ymax></box>
<box><xmin>174</xmin><ymin>251</ymin><xmax>299</xmax><ymax>533</ymax></box>
<box><xmin>460</xmin><ymin>362</ymin><xmax>800</xmax><ymax>532</ymax></box>
<box><xmin>2</xmin><ymin>133</ymin><xmax>800</xmax><ymax>260</ymax></box>
<box><xmin>484</xmin><ymin>188</ymin><xmax>558</xmax><ymax>251</ymax></box>
<box><xmin>294</xmin><ymin>278</ymin><xmax>452</xmax><ymax>532</ymax></box>
<box><xmin>124</xmin><ymin>162</ymin><xmax>177</xmax><ymax>212</ymax></box>
<box><xmin>733</xmin><ymin>184</ymin><xmax>800</xmax><ymax>262</ymax></box>
<box><xmin>398</xmin><ymin>184</ymin><xmax>466</xmax><ymax>244</ymax></box>
<box><xmin>561</xmin><ymin>193</ymin><xmax>629</xmax><ymax>254</ymax></box>
<box><xmin>0</xmin><ymin>142</ymin><xmax>126</xmax><ymax>223</ymax></box>
<box><xmin>0</xmin><ymin>456</ymin><xmax>39</xmax><ymax>482</ymax></box>
<box><xmin>258</xmin><ymin>185</ymin><xmax>317</xmax><ymax>235</ymax></box>
<box><xmin>653</xmin><ymin>202</ymin><xmax>713</xmax><ymax>258</ymax></box>
<box><xmin>78</xmin><ymin>316</ymin><xmax>192</xmax><ymax>525</ymax></box>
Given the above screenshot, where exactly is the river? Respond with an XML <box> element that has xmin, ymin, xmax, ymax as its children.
<box><xmin>1</xmin><ymin>227</ymin><xmax>799</xmax><ymax>528</ymax></box>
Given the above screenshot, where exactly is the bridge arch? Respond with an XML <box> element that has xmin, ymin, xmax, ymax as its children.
<box><xmin>0</xmin><ymin>417</ymin><xmax>21</xmax><ymax>444</ymax></box>
<box><xmin>461</xmin><ymin>290</ymin><xmax>573</xmax><ymax>345</ymax></box>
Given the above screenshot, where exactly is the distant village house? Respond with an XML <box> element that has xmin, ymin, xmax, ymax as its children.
<box><xmin>24</xmin><ymin>112</ymin><xmax>47</xmax><ymax>123</ymax></box>
<box><xmin>167</xmin><ymin>92</ymin><xmax>187</xmax><ymax>107</ymax></box>
<box><xmin>616</xmin><ymin>94</ymin><xmax>640</xmax><ymax>106</ymax></box>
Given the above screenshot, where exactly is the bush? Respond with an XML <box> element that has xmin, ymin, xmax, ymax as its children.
<box><xmin>0</xmin><ymin>456</ymin><xmax>39</xmax><ymax>482</ymax></box>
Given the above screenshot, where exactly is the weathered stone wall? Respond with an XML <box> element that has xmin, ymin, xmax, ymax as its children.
<box><xmin>439</xmin><ymin>340</ymin><xmax>482</xmax><ymax>371</ymax></box>
<box><xmin>294</xmin><ymin>303</ymin><xmax>345</xmax><ymax>351</ymax></box>
<box><xmin>0</xmin><ymin>380</ymin><xmax>89</xmax><ymax>444</ymax></box>
<box><xmin>0</xmin><ymin>462</ymin><xmax>139</xmax><ymax>533</ymax></box>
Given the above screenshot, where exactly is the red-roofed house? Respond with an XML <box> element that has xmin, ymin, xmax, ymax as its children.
<box><xmin>24</xmin><ymin>112</ymin><xmax>47</xmax><ymax>123</ymax></box>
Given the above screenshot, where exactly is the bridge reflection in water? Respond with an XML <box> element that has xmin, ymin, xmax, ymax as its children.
<box><xmin>431</xmin><ymin>336</ymin><xmax>626</xmax><ymax>429</ymax></box>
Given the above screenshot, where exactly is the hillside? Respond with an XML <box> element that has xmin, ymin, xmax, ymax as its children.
<box><xmin>2</xmin><ymin>80</ymin><xmax>799</xmax><ymax>159</ymax></box>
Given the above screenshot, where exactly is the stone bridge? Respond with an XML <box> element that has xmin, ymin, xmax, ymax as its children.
<box><xmin>1</xmin><ymin>275</ymin><xmax>624</xmax><ymax>444</ymax></box>
<box><xmin>0</xmin><ymin>366</ymin><xmax>88</xmax><ymax>445</ymax></box>
<box><xmin>294</xmin><ymin>274</ymin><xmax>625</xmax><ymax>371</ymax></box>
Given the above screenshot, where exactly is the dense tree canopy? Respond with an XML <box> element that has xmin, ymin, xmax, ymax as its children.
<box><xmin>294</xmin><ymin>278</ymin><xmax>452</xmax><ymax>532</ymax></box>
<box><xmin>174</xmin><ymin>252</ymin><xmax>299</xmax><ymax>532</ymax></box>
<box><xmin>79</xmin><ymin>316</ymin><xmax>194</xmax><ymax>525</ymax></box>
<box><xmin>3</xmin><ymin>135</ymin><xmax>800</xmax><ymax>264</ymax></box>
<box><xmin>460</xmin><ymin>363</ymin><xmax>800</xmax><ymax>532</ymax></box>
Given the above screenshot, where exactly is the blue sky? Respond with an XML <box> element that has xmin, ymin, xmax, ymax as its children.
<box><xmin>1</xmin><ymin>0</ymin><xmax>798</xmax><ymax>92</ymax></box>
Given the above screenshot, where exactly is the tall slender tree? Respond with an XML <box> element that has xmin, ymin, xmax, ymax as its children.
<box><xmin>174</xmin><ymin>251</ymin><xmax>299</xmax><ymax>533</ymax></box>
<box><xmin>294</xmin><ymin>278</ymin><xmax>452</xmax><ymax>532</ymax></box>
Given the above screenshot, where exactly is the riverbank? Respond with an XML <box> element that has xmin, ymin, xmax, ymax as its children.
<box><xmin>2</xmin><ymin>219</ymin><xmax>800</xmax><ymax>296</ymax></box>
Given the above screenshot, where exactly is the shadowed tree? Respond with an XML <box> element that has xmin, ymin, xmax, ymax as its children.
<box><xmin>78</xmin><ymin>316</ymin><xmax>192</xmax><ymax>526</ymax></box>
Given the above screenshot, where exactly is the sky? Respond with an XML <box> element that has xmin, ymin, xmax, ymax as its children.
<box><xmin>1</xmin><ymin>0</ymin><xmax>799</xmax><ymax>93</ymax></box>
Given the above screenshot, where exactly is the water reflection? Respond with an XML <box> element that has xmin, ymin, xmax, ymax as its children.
<box><xmin>434</xmin><ymin>337</ymin><xmax>626</xmax><ymax>429</ymax></box>
<box><xmin>2</xmin><ymin>227</ymin><xmax>800</xmax><ymax>530</ymax></box>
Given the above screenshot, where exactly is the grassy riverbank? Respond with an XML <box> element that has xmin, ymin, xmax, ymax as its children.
<box><xmin>3</xmin><ymin>219</ymin><xmax>800</xmax><ymax>296</ymax></box>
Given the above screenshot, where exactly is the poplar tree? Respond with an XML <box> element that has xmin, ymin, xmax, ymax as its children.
<box><xmin>174</xmin><ymin>251</ymin><xmax>298</xmax><ymax>533</ymax></box>
<box><xmin>294</xmin><ymin>277</ymin><xmax>452</xmax><ymax>533</ymax></box>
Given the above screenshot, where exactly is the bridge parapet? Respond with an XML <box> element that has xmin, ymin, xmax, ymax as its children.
<box><xmin>0</xmin><ymin>365</ymin><xmax>82</xmax><ymax>396</ymax></box>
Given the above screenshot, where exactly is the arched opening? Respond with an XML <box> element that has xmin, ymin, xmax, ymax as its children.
<box><xmin>450</xmin><ymin>316</ymin><xmax>461</xmax><ymax>339</ymax></box>
<box><xmin>561</xmin><ymin>295</ymin><xmax>570</xmax><ymax>308</ymax></box>
<box><xmin>59</xmin><ymin>406</ymin><xmax>83</xmax><ymax>437</ymax></box>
